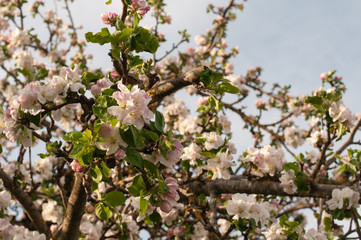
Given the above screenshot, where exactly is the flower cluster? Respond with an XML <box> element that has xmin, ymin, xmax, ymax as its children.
<box><xmin>159</xmin><ymin>177</ymin><xmax>180</xmax><ymax>213</ymax></box>
<box><xmin>326</xmin><ymin>187</ymin><xmax>360</xmax><ymax>210</ymax></box>
<box><xmin>226</xmin><ymin>193</ymin><xmax>277</xmax><ymax>227</ymax></box>
<box><xmin>108</xmin><ymin>82</ymin><xmax>154</xmax><ymax>130</ymax></box>
<box><xmin>241</xmin><ymin>145</ymin><xmax>286</xmax><ymax>177</ymax></box>
<box><xmin>279</xmin><ymin>170</ymin><xmax>297</xmax><ymax>194</ymax></box>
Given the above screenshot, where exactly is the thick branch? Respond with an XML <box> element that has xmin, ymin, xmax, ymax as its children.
<box><xmin>0</xmin><ymin>168</ymin><xmax>51</xmax><ymax>238</ymax></box>
<box><xmin>184</xmin><ymin>176</ymin><xmax>359</xmax><ymax>200</ymax></box>
<box><xmin>61</xmin><ymin>173</ymin><xmax>87</xmax><ymax>240</ymax></box>
<box><xmin>147</xmin><ymin>67</ymin><xmax>207</xmax><ymax>104</ymax></box>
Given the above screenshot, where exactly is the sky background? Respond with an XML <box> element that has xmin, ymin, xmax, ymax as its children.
<box><xmin>52</xmin><ymin>0</ymin><xmax>361</xmax><ymax>234</ymax></box>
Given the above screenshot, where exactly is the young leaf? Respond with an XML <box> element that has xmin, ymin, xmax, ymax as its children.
<box><xmin>104</xmin><ymin>191</ymin><xmax>126</xmax><ymax>207</ymax></box>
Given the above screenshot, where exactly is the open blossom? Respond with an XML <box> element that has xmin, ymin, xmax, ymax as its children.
<box><xmin>17</xmin><ymin>81</ymin><xmax>43</xmax><ymax>115</ymax></box>
<box><xmin>284</xmin><ymin>125</ymin><xmax>305</xmax><ymax>148</ymax></box>
<box><xmin>326</xmin><ymin>187</ymin><xmax>360</xmax><ymax>210</ymax></box>
<box><xmin>241</xmin><ymin>145</ymin><xmax>286</xmax><ymax>177</ymax></box>
<box><xmin>263</xmin><ymin>222</ymin><xmax>287</xmax><ymax>240</ymax></box>
<box><xmin>181</xmin><ymin>142</ymin><xmax>201</xmax><ymax>166</ymax></box>
<box><xmin>108</xmin><ymin>83</ymin><xmax>154</xmax><ymax>130</ymax></box>
<box><xmin>307</xmin><ymin>130</ymin><xmax>326</xmax><ymax>147</ymax></box>
<box><xmin>203</xmin><ymin>132</ymin><xmax>224</xmax><ymax>150</ymax></box>
<box><xmin>194</xmin><ymin>34</ymin><xmax>207</xmax><ymax>46</ymax></box>
<box><xmin>8</xmin><ymin>29</ymin><xmax>30</xmax><ymax>47</ymax></box>
<box><xmin>279</xmin><ymin>170</ymin><xmax>297</xmax><ymax>194</ymax></box>
<box><xmin>0</xmin><ymin>190</ymin><xmax>11</xmax><ymax>208</ymax></box>
<box><xmin>42</xmin><ymin>200</ymin><xmax>63</xmax><ymax>223</ymax></box>
<box><xmin>304</xmin><ymin>228</ymin><xmax>327</xmax><ymax>240</ymax></box>
<box><xmin>95</xmin><ymin>122</ymin><xmax>128</xmax><ymax>155</ymax></box>
<box><xmin>329</xmin><ymin>101</ymin><xmax>353</xmax><ymax>125</ymax></box>
<box><xmin>226</xmin><ymin>193</ymin><xmax>277</xmax><ymax>227</ymax></box>
<box><xmin>205</xmin><ymin>151</ymin><xmax>235</xmax><ymax>179</ymax></box>
<box><xmin>91</xmin><ymin>77</ymin><xmax>113</xmax><ymax>95</ymax></box>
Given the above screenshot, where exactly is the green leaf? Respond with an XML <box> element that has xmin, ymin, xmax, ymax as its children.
<box><xmin>199</xmin><ymin>68</ymin><xmax>223</xmax><ymax>89</ymax></box>
<box><xmin>105</xmin><ymin>0</ymin><xmax>112</xmax><ymax>4</ymax></box>
<box><xmin>283</xmin><ymin>162</ymin><xmax>300</xmax><ymax>175</ymax></box>
<box><xmin>100</xmin><ymin>161</ymin><xmax>111</xmax><ymax>179</ymax></box>
<box><xmin>85</xmin><ymin>28</ymin><xmax>112</xmax><ymax>45</ymax></box>
<box><xmin>93</xmin><ymin>95</ymin><xmax>117</xmax><ymax>121</ymax></box>
<box><xmin>149</xmin><ymin>211</ymin><xmax>161</xmax><ymax>222</ymax></box>
<box><xmin>124</xmin><ymin>148</ymin><xmax>144</xmax><ymax>168</ymax></box>
<box><xmin>128</xmin><ymin>175</ymin><xmax>146</xmax><ymax>196</ymax></box>
<box><xmin>91</xmin><ymin>165</ymin><xmax>103</xmax><ymax>183</ymax></box>
<box><xmin>95</xmin><ymin>202</ymin><xmax>112</xmax><ymax>220</ymax></box>
<box><xmin>115</xmin><ymin>18</ymin><xmax>126</xmax><ymax>30</ymax></box>
<box><xmin>104</xmin><ymin>191</ymin><xmax>126</xmax><ymax>207</ymax></box>
<box><xmin>25</xmin><ymin>112</ymin><xmax>41</xmax><ymax>127</ymax></box>
<box><xmin>81</xmin><ymin>151</ymin><xmax>93</xmax><ymax>165</ymax></box>
<box><xmin>133</xmin><ymin>13</ymin><xmax>140</xmax><ymax>28</ymax></box>
<box><xmin>33</xmin><ymin>68</ymin><xmax>48</xmax><ymax>80</ymax></box>
<box><xmin>129</xmin><ymin>27</ymin><xmax>159</xmax><ymax>54</ymax></box>
<box><xmin>217</xmin><ymin>82</ymin><xmax>240</xmax><ymax>94</ymax></box>
<box><xmin>69</xmin><ymin>144</ymin><xmax>83</xmax><ymax>159</ymax></box>
<box><xmin>144</xmin><ymin>129</ymin><xmax>159</xmax><ymax>141</ymax></box>
<box><xmin>305</xmin><ymin>96</ymin><xmax>323</xmax><ymax>108</ymax></box>
<box><xmin>144</xmin><ymin>160</ymin><xmax>159</xmax><ymax>177</ymax></box>
<box><xmin>154</xmin><ymin>111</ymin><xmax>165</xmax><ymax>132</ymax></box>
<box><xmin>112</xmin><ymin>28</ymin><xmax>133</xmax><ymax>43</ymax></box>
<box><xmin>63</xmin><ymin>131</ymin><xmax>83</xmax><ymax>142</ymax></box>
<box><xmin>295</xmin><ymin>172</ymin><xmax>309</xmax><ymax>192</ymax></box>
<box><xmin>122</xmin><ymin>125</ymin><xmax>145</xmax><ymax>148</ymax></box>
<box><xmin>139</xmin><ymin>190</ymin><xmax>148</xmax><ymax>215</ymax></box>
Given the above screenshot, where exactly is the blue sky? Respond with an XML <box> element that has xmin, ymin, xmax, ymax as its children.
<box><xmin>72</xmin><ymin>0</ymin><xmax>361</xmax><ymax>112</ymax></box>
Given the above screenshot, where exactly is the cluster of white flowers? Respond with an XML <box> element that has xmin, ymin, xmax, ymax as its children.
<box><xmin>35</xmin><ymin>156</ymin><xmax>58</xmax><ymax>182</ymax></box>
<box><xmin>0</xmin><ymin>189</ymin><xmax>11</xmax><ymax>209</ymax></box>
<box><xmin>108</xmin><ymin>82</ymin><xmax>154</xmax><ymax>130</ymax></box>
<box><xmin>328</xmin><ymin>100</ymin><xmax>354</xmax><ymax>127</ymax></box>
<box><xmin>326</xmin><ymin>187</ymin><xmax>360</xmax><ymax>210</ymax></box>
<box><xmin>181</xmin><ymin>142</ymin><xmax>202</xmax><ymax>166</ymax></box>
<box><xmin>203</xmin><ymin>131</ymin><xmax>224</xmax><ymax>151</ymax></box>
<box><xmin>8</xmin><ymin>29</ymin><xmax>30</xmax><ymax>47</ymax></box>
<box><xmin>279</xmin><ymin>170</ymin><xmax>297</xmax><ymax>194</ymax></box>
<box><xmin>41</xmin><ymin>199</ymin><xmax>63</xmax><ymax>223</ymax></box>
<box><xmin>226</xmin><ymin>193</ymin><xmax>277</xmax><ymax>227</ymax></box>
<box><xmin>262</xmin><ymin>222</ymin><xmax>287</xmax><ymax>240</ymax></box>
<box><xmin>205</xmin><ymin>150</ymin><xmax>235</xmax><ymax>179</ymax></box>
<box><xmin>284</xmin><ymin>125</ymin><xmax>305</xmax><ymax>148</ymax></box>
<box><xmin>162</xmin><ymin>98</ymin><xmax>188</xmax><ymax>123</ymax></box>
<box><xmin>0</xmin><ymin>219</ymin><xmax>45</xmax><ymax>240</ymax></box>
<box><xmin>12</xmin><ymin>50</ymin><xmax>33</xmax><ymax>69</ymax></box>
<box><xmin>306</xmin><ymin>130</ymin><xmax>326</xmax><ymax>147</ymax></box>
<box><xmin>241</xmin><ymin>145</ymin><xmax>286</xmax><ymax>177</ymax></box>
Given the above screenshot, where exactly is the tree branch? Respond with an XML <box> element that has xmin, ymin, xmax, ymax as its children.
<box><xmin>147</xmin><ymin>66</ymin><xmax>207</xmax><ymax>104</ymax></box>
<box><xmin>184</xmin><ymin>175</ymin><xmax>359</xmax><ymax>200</ymax></box>
<box><xmin>0</xmin><ymin>168</ymin><xmax>51</xmax><ymax>238</ymax></box>
<box><xmin>61</xmin><ymin>173</ymin><xmax>87</xmax><ymax>240</ymax></box>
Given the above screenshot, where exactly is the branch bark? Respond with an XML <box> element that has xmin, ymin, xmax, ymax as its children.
<box><xmin>0</xmin><ymin>168</ymin><xmax>51</xmax><ymax>238</ymax></box>
<box><xmin>147</xmin><ymin>66</ymin><xmax>207</xmax><ymax>104</ymax></box>
<box><xmin>184</xmin><ymin>175</ymin><xmax>359</xmax><ymax>200</ymax></box>
<box><xmin>61</xmin><ymin>173</ymin><xmax>87</xmax><ymax>240</ymax></box>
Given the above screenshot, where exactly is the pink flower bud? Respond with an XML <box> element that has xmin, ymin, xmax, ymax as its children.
<box><xmin>160</xmin><ymin>200</ymin><xmax>173</xmax><ymax>213</ymax></box>
<box><xmin>70</xmin><ymin>159</ymin><xmax>83</xmax><ymax>173</ymax></box>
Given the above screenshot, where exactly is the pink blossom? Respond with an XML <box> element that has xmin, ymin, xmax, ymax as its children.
<box><xmin>100</xmin><ymin>12</ymin><xmax>118</xmax><ymax>25</ymax></box>
<box><xmin>70</xmin><ymin>159</ymin><xmax>83</xmax><ymax>173</ymax></box>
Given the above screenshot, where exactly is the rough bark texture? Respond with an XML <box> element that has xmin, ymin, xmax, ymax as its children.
<box><xmin>147</xmin><ymin>66</ymin><xmax>207</xmax><ymax>104</ymax></box>
<box><xmin>61</xmin><ymin>173</ymin><xmax>87</xmax><ymax>240</ymax></box>
<box><xmin>185</xmin><ymin>175</ymin><xmax>359</xmax><ymax>200</ymax></box>
<box><xmin>0</xmin><ymin>168</ymin><xmax>51</xmax><ymax>239</ymax></box>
